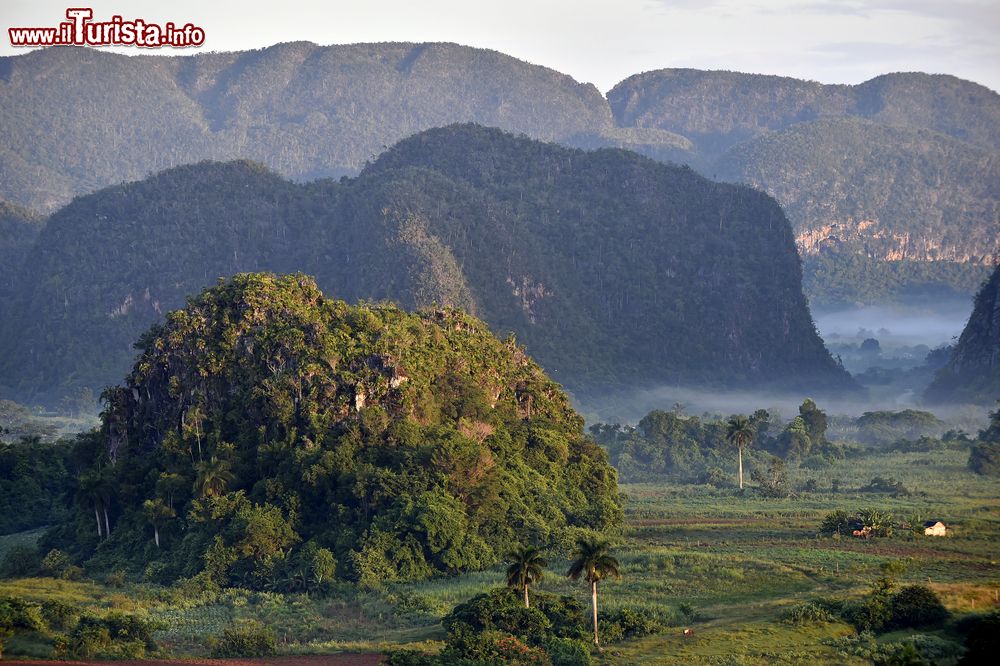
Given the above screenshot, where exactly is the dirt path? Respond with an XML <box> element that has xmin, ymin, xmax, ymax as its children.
<box><xmin>11</xmin><ymin>655</ymin><xmax>383</xmax><ymax>665</ymax></box>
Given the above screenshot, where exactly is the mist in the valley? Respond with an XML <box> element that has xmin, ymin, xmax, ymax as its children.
<box><xmin>812</xmin><ymin>298</ymin><xmax>973</xmax><ymax>352</ymax></box>
<box><xmin>577</xmin><ymin>297</ymin><xmax>985</xmax><ymax>429</ymax></box>
<box><xmin>577</xmin><ymin>384</ymin><xmax>990</xmax><ymax>433</ymax></box>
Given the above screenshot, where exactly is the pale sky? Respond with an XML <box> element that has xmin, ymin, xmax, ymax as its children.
<box><xmin>2</xmin><ymin>0</ymin><xmax>998</xmax><ymax>92</ymax></box>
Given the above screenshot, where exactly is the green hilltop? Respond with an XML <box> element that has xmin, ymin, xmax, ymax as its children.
<box><xmin>42</xmin><ymin>272</ymin><xmax>621</xmax><ymax>585</ymax></box>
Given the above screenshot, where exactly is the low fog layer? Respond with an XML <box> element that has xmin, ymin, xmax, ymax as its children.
<box><xmin>812</xmin><ymin>300</ymin><xmax>973</xmax><ymax>350</ymax></box>
<box><xmin>578</xmin><ymin>384</ymin><xmax>990</xmax><ymax>430</ymax></box>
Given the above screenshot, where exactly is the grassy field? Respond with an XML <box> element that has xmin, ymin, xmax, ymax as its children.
<box><xmin>1</xmin><ymin>448</ymin><xmax>997</xmax><ymax>663</ymax></box>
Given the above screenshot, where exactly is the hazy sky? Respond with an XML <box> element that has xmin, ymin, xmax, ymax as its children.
<box><xmin>3</xmin><ymin>0</ymin><xmax>998</xmax><ymax>92</ymax></box>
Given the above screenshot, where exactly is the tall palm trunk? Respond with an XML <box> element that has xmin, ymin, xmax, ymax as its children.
<box><xmin>524</xmin><ymin>584</ymin><xmax>530</xmax><ymax>608</ymax></box>
<box><xmin>94</xmin><ymin>505</ymin><xmax>103</xmax><ymax>538</ymax></box>
<box><xmin>153</xmin><ymin>524</ymin><xmax>160</xmax><ymax>548</ymax></box>
<box><xmin>103</xmin><ymin>506</ymin><xmax>111</xmax><ymax>537</ymax></box>
<box><xmin>738</xmin><ymin>446</ymin><xmax>744</xmax><ymax>489</ymax></box>
<box><xmin>591</xmin><ymin>579</ymin><xmax>599</xmax><ymax>645</ymax></box>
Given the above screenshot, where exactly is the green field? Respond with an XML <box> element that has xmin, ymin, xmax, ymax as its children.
<box><xmin>1</xmin><ymin>447</ymin><xmax>997</xmax><ymax>663</ymax></box>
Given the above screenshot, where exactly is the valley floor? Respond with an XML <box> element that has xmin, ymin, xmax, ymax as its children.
<box><xmin>1</xmin><ymin>448</ymin><xmax>996</xmax><ymax>664</ymax></box>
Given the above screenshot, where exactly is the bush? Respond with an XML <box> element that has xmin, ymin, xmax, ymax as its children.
<box><xmin>890</xmin><ymin>586</ymin><xmax>948</xmax><ymax>628</ymax></box>
<box><xmin>211</xmin><ymin>620</ymin><xmax>277</xmax><ymax>658</ymax></box>
<box><xmin>0</xmin><ymin>545</ymin><xmax>40</xmax><ymax>578</ymax></box>
<box><xmin>545</xmin><ymin>637</ymin><xmax>592</xmax><ymax>666</ymax></box>
<box><xmin>820</xmin><ymin>510</ymin><xmax>852</xmax><ymax>536</ymax></box>
<box><xmin>603</xmin><ymin>607</ymin><xmax>665</xmax><ymax>639</ymax></box>
<box><xmin>860</xmin><ymin>477</ymin><xmax>909</xmax><ymax>495</ymax></box>
<box><xmin>40</xmin><ymin>549</ymin><xmax>71</xmax><ymax>577</ymax></box>
<box><xmin>842</xmin><ymin>594</ymin><xmax>893</xmax><ymax>632</ymax></box>
<box><xmin>40</xmin><ymin>599</ymin><xmax>78</xmax><ymax>630</ymax></box>
<box><xmin>64</xmin><ymin>613</ymin><xmax>157</xmax><ymax>659</ymax></box>
<box><xmin>780</xmin><ymin>602</ymin><xmax>835</xmax><ymax>625</ymax></box>
<box><xmin>957</xmin><ymin>610</ymin><xmax>1000</xmax><ymax>664</ymax></box>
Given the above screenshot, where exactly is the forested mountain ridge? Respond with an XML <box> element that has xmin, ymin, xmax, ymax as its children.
<box><xmin>0</xmin><ymin>42</ymin><xmax>611</xmax><ymax>212</ymax></box>
<box><xmin>3</xmin><ymin>46</ymin><xmax>996</xmax><ymax>306</ymax></box>
<box><xmin>0</xmin><ymin>125</ymin><xmax>854</xmax><ymax>405</ymax></box>
<box><xmin>607</xmin><ymin>69</ymin><xmax>1000</xmax><ymax>159</ymax></box>
<box><xmin>925</xmin><ymin>265</ymin><xmax>1000</xmax><ymax>404</ymax></box>
<box><xmin>607</xmin><ymin>69</ymin><xmax>1000</xmax><ymax>304</ymax></box>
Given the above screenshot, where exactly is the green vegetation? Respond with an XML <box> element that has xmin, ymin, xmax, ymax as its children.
<box><xmin>0</xmin><ymin>43</ymin><xmax>613</xmax><ymax>213</ymax></box>
<box><xmin>591</xmin><ymin>400</ymin><xmax>863</xmax><ymax>485</ymax></box>
<box><xmin>607</xmin><ymin>69</ymin><xmax>1000</xmax><ymax>306</ymax></box>
<box><xmin>0</xmin><ymin>435</ymin><xmax>995</xmax><ymax>662</ymax></box>
<box><xmin>926</xmin><ymin>265</ymin><xmax>1000</xmax><ymax>404</ymax></box>
<box><xmin>803</xmin><ymin>254</ymin><xmax>992</xmax><ymax>307</ymax></box>
<box><xmin>1</xmin><ymin>125</ymin><xmax>852</xmax><ymax>405</ymax></box>
<box><xmin>0</xmin><ymin>436</ymin><xmax>74</xmax><ymax>534</ymax></box>
<box><xmin>44</xmin><ymin>273</ymin><xmax>620</xmax><ymax>588</ymax></box>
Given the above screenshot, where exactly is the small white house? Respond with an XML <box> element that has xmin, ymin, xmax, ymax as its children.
<box><xmin>923</xmin><ymin>520</ymin><xmax>947</xmax><ymax>536</ymax></box>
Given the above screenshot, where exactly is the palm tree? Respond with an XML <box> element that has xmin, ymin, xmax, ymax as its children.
<box><xmin>193</xmin><ymin>456</ymin><xmax>235</xmax><ymax>498</ymax></box>
<box><xmin>726</xmin><ymin>415</ymin><xmax>755</xmax><ymax>490</ymax></box>
<box><xmin>505</xmin><ymin>546</ymin><xmax>547</xmax><ymax>608</ymax></box>
<box><xmin>567</xmin><ymin>537</ymin><xmax>620</xmax><ymax>646</ymax></box>
<box><xmin>142</xmin><ymin>498</ymin><xmax>175</xmax><ymax>547</ymax></box>
<box><xmin>76</xmin><ymin>470</ymin><xmax>113</xmax><ymax>539</ymax></box>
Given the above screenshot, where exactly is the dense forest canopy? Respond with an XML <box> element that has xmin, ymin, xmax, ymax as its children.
<box><xmin>43</xmin><ymin>273</ymin><xmax>621</xmax><ymax>586</ymax></box>
<box><xmin>1</xmin><ymin>47</ymin><xmax>997</xmax><ymax>305</ymax></box>
<box><xmin>0</xmin><ymin>125</ymin><xmax>854</xmax><ymax>407</ymax></box>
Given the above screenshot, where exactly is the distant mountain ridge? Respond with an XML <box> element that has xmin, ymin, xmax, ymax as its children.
<box><xmin>1</xmin><ymin>44</ymin><xmax>997</xmax><ymax>305</ymax></box>
<box><xmin>0</xmin><ymin>125</ymin><xmax>854</xmax><ymax>404</ymax></box>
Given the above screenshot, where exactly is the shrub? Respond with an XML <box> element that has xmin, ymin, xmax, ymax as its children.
<box><xmin>957</xmin><ymin>610</ymin><xmax>1000</xmax><ymax>664</ymax></box>
<box><xmin>64</xmin><ymin>613</ymin><xmax>157</xmax><ymax>659</ymax></box>
<box><xmin>860</xmin><ymin>477</ymin><xmax>909</xmax><ymax>495</ymax></box>
<box><xmin>603</xmin><ymin>607</ymin><xmax>665</xmax><ymax>639</ymax></box>
<box><xmin>545</xmin><ymin>637</ymin><xmax>592</xmax><ymax>666</ymax></box>
<box><xmin>211</xmin><ymin>620</ymin><xmax>277</xmax><ymax>658</ymax></box>
<box><xmin>842</xmin><ymin>594</ymin><xmax>893</xmax><ymax>632</ymax></box>
<box><xmin>890</xmin><ymin>586</ymin><xmax>948</xmax><ymax>628</ymax></box>
<box><xmin>0</xmin><ymin>545</ymin><xmax>40</xmax><ymax>578</ymax></box>
<box><xmin>40</xmin><ymin>599</ymin><xmax>79</xmax><ymax>630</ymax></box>
<box><xmin>780</xmin><ymin>602</ymin><xmax>835</xmax><ymax>625</ymax></box>
<box><xmin>40</xmin><ymin>549</ymin><xmax>71</xmax><ymax>577</ymax></box>
<box><xmin>820</xmin><ymin>510</ymin><xmax>852</xmax><ymax>536</ymax></box>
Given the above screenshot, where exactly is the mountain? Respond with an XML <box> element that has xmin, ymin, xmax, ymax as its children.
<box><xmin>0</xmin><ymin>125</ymin><xmax>854</xmax><ymax>405</ymax></box>
<box><xmin>925</xmin><ymin>266</ymin><xmax>1000</xmax><ymax>404</ymax></box>
<box><xmin>3</xmin><ymin>47</ymin><xmax>997</xmax><ymax>306</ymax></box>
<box><xmin>715</xmin><ymin>118</ymin><xmax>1000</xmax><ymax>263</ymax></box>
<box><xmin>608</xmin><ymin>70</ymin><xmax>1000</xmax><ymax>305</ymax></box>
<box><xmin>0</xmin><ymin>201</ymin><xmax>42</xmax><ymax>302</ymax></box>
<box><xmin>0</xmin><ymin>43</ymin><xmax>611</xmax><ymax>212</ymax></box>
<box><xmin>50</xmin><ymin>273</ymin><xmax>621</xmax><ymax>584</ymax></box>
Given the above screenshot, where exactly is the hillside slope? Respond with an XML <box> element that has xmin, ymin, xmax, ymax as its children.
<box><xmin>608</xmin><ymin>69</ymin><xmax>1000</xmax><ymax>304</ymax></box>
<box><xmin>925</xmin><ymin>266</ymin><xmax>1000</xmax><ymax>404</ymax></box>
<box><xmin>0</xmin><ymin>43</ymin><xmax>612</xmax><ymax>211</ymax></box>
<box><xmin>52</xmin><ymin>273</ymin><xmax>621</xmax><ymax>583</ymax></box>
<box><xmin>0</xmin><ymin>126</ymin><xmax>853</xmax><ymax>404</ymax></box>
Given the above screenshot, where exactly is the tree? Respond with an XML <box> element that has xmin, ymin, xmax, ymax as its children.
<box><xmin>726</xmin><ymin>415</ymin><xmax>755</xmax><ymax>489</ymax></box>
<box><xmin>0</xmin><ymin>596</ymin><xmax>44</xmax><ymax>659</ymax></box>
<box><xmin>567</xmin><ymin>537</ymin><xmax>620</xmax><ymax>646</ymax></box>
<box><xmin>798</xmin><ymin>399</ymin><xmax>828</xmax><ymax>445</ymax></box>
<box><xmin>76</xmin><ymin>470</ymin><xmax>112</xmax><ymax>539</ymax></box>
<box><xmin>193</xmin><ymin>457</ymin><xmax>236</xmax><ymax>499</ymax></box>
<box><xmin>142</xmin><ymin>498</ymin><xmax>175</xmax><ymax>548</ymax></box>
<box><xmin>505</xmin><ymin>546</ymin><xmax>547</xmax><ymax>609</ymax></box>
